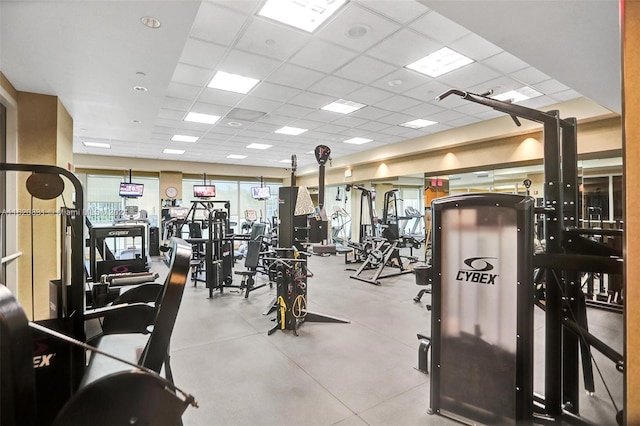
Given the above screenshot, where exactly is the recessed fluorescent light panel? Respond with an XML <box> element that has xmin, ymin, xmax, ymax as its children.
<box><xmin>171</xmin><ymin>134</ymin><xmax>199</xmax><ymax>143</ymax></box>
<box><xmin>184</xmin><ymin>112</ymin><xmax>221</xmax><ymax>124</ymax></box>
<box><xmin>279</xmin><ymin>159</ymin><xmax>292</xmax><ymax>163</ymax></box>
<box><xmin>321</xmin><ymin>99</ymin><xmax>366</xmax><ymax>114</ymax></box>
<box><xmin>258</xmin><ymin>0</ymin><xmax>347</xmax><ymax>33</ymax></box>
<box><xmin>406</xmin><ymin>47</ymin><xmax>474</xmax><ymax>78</ymax></box>
<box><xmin>227</xmin><ymin>154</ymin><xmax>247</xmax><ymax>159</ymax></box>
<box><xmin>493</xmin><ymin>86</ymin><xmax>544</xmax><ymax>103</ymax></box>
<box><xmin>400</xmin><ymin>119</ymin><xmax>438</xmax><ymax>129</ymax></box>
<box><xmin>343</xmin><ymin>137</ymin><xmax>373</xmax><ymax>145</ymax></box>
<box><xmin>275</xmin><ymin>126</ymin><xmax>308</xmax><ymax>136</ymax></box>
<box><xmin>83</xmin><ymin>141</ymin><xmax>111</xmax><ymax>148</ymax></box>
<box><xmin>247</xmin><ymin>143</ymin><xmax>272</xmax><ymax>150</ymax></box>
<box><xmin>163</xmin><ymin>148</ymin><xmax>185</xmax><ymax>155</ymax></box>
<box><xmin>208</xmin><ymin>71</ymin><xmax>260</xmax><ymax>94</ymax></box>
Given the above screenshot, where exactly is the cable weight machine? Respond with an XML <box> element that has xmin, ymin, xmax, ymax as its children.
<box><xmin>427</xmin><ymin>88</ymin><xmax>623</xmax><ymax>425</ymax></box>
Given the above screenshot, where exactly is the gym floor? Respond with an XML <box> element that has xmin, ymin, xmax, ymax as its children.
<box><xmin>153</xmin><ymin>251</ymin><xmax>623</xmax><ymax>426</ymax></box>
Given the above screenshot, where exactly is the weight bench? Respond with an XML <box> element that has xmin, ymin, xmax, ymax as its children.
<box><xmin>235</xmin><ymin>239</ymin><xmax>267</xmax><ymax>298</ymax></box>
<box><xmin>0</xmin><ymin>237</ymin><xmax>196</xmax><ymax>425</ymax></box>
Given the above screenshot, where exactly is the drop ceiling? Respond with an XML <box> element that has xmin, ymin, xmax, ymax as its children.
<box><xmin>0</xmin><ymin>0</ymin><xmax>620</xmax><ymax>172</ymax></box>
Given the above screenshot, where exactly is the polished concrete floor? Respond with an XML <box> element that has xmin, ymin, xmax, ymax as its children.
<box><xmin>159</xmin><ymin>253</ymin><xmax>623</xmax><ymax>426</ymax></box>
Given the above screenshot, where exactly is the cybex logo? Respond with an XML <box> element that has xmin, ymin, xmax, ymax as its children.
<box><xmin>108</xmin><ymin>230</ymin><xmax>130</xmax><ymax>236</ymax></box>
<box><xmin>33</xmin><ymin>353</ymin><xmax>56</xmax><ymax>368</ymax></box>
<box><xmin>455</xmin><ymin>257</ymin><xmax>498</xmax><ymax>285</ymax></box>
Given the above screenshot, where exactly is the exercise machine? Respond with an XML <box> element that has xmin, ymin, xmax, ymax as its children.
<box><xmin>432</xmin><ymin>88</ymin><xmax>624</xmax><ymax>424</ymax></box>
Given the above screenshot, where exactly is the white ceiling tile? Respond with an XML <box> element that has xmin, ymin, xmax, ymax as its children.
<box><xmin>356</xmin><ymin>121</ymin><xmax>392</xmax><ymax>132</ymax></box>
<box><xmin>510</xmin><ymin>67</ymin><xmax>551</xmax><ymax>86</ymax></box>
<box><xmin>518</xmin><ymin>95</ymin><xmax>558</xmax><ymax>109</ymax></box>
<box><xmin>259</xmin><ymin>113</ymin><xmax>298</xmax><ymax>126</ymax></box>
<box><xmin>165</xmin><ymin>81</ymin><xmax>201</xmax><ymax>101</ymax></box>
<box><xmin>428</xmin><ymin>109</ymin><xmax>468</xmax><ymax>123</ymax></box>
<box><xmin>236</xmin><ymin>17</ymin><xmax>312</xmax><ymax>61</ymax></box>
<box><xmin>550</xmin><ymin>89</ymin><xmax>583</xmax><ymax>102</ymax></box>
<box><xmin>468</xmin><ymin>76</ymin><xmax>523</xmax><ymax>96</ymax></box>
<box><xmin>236</xmin><ymin>97</ymin><xmax>282</xmax><ymax>114</ymax></box>
<box><xmin>475</xmin><ymin>109</ymin><xmax>503</xmax><ymax>120</ymax></box>
<box><xmin>157</xmin><ymin>108</ymin><xmax>186</xmax><ymax>120</ymax></box>
<box><xmin>331</xmin><ymin>115</ymin><xmax>369</xmax><ymax>128</ymax></box>
<box><xmin>402</xmin><ymin>102</ymin><xmax>446</xmax><ymax>118</ymax></box>
<box><xmin>189</xmin><ymin>102</ymin><xmax>230</xmax><ymax>116</ymax></box>
<box><xmin>219</xmin><ymin>50</ymin><xmax>281</xmax><ymax>80</ymax></box>
<box><xmin>482</xmin><ymin>51</ymin><xmax>530</xmax><ymax>74</ymax></box>
<box><xmin>454</xmin><ymin>102</ymin><xmax>491</xmax><ymax>116</ymax></box>
<box><xmin>370</xmin><ymin>68</ymin><xmax>430</xmax><ymax>94</ymax></box>
<box><xmin>347</xmin><ymin>85</ymin><xmax>394</xmax><ymax>104</ymax></box>
<box><xmin>316</xmin><ymin>3</ymin><xmax>402</xmax><ymax>51</ymax></box>
<box><xmin>377</xmin><ymin>123</ymin><xmax>414</xmax><ymax>135</ymax></box>
<box><xmin>266</xmin><ymin>63</ymin><xmax>326</xmax><ymax>90</ymax></box>
<box><xmin>289</xmin><ymin>39</ymin><xmax>359</xmax><ymax>73</ymax></box>
<box><xmin>410</xmin><ymin>11</ymin><xmax>471</xmax><ymax>44</ymax></box>
<box><xmin>367</xmin><ymin>28</ymin><xmax>440</xmax><ymax>66</ymax></box>
<box><xmin>161</xmin><ymin>97</ymin><xmax>192</xmax><ymax>111</ymax></box>
<box><xmin>245</xmin><ymin>122</ymin><xmax>282</xmax><ymax>133</ymax></box>
<box><xmin>213</xmin><ymin>1</ymin><xmax>262</xmax><ymax>15</ymax></box>
<box><xmin>378</xmin><ymin>94</ymin><xmax>422</xmax><ymax>112</ymax></box>
<box><xmin>449</xmin><ymin>33</ymin><xmax>502</xmax><ymax>62</ymax></box>
<box><xmin>272</xmin><ymin>103</ymin><xmax>316</xmax><ymax>118</ymax></box>
<box><xmin>377</xmin><ymin>112</ymin><xmax>417</xmax><ymax>126</ymax></box>
<box><xmin>251</xmin><ymin>82</ymin><xmax>301</xmax><ymax>102</ymax></box>
<box><xmin>190</xmin><ymin>2</ymin><xmax>249</xmax><ymax>46</ymax></box>
<box><xmin>289</xmin><ymin>91</ymin><xmax>336</xmax><ymax>109</ymax></box>
<box><xmin>304</xmin><ymin>110</ymin><xmax>343</xmax><ymax>123</ymax></box>
<box><xmin>179</xmin><ymin>38</ymin><xmax>227</xmax><ymax>69</ymax></box>
<box><xmin>442</xmin><ymin>116</ymin><xmax>479</xmax><ymax>130</ymax></box>
<box><xmin>172</xmin><ymin>63</ymin><xmax>212</xmax><ymax>87</ymax></box>
<box><xmin>334</xmin><ymin>55</ymin><xmax>397</xmax><ymax>84</ymax></box>
<box><xmin>314</xmin><ymin>123</ymin><xmax>350</xmax><ymax>134</ymax></box>
<box><xmin>308</xmin><ymin>76</ymin><xmax>363</xmax><ymax>98</ymax></box>
<box><xmin>403</xmin><ymin>79</ymin><xmax>451</xmax><ymax>102</ymax></box>
<box><xmin>287</xmin><ymin>119</ymin><xmax>324</xmax><ymax>130</ymax></box>
<box><xmin>533</xmin><ymin>79</ymin><xmax>570</xmax><ymax>95</ymax></box>
<box><xmin>350</xmin><ymin>106</ymin><xmax>392</xmax><ymax>120</ymax></box>
<box><xmin>197</xmin><ymin>88</ymin><xmax>244</xmax><ymax>107</ymax></box>
<box><xmin>358</xmin><ymin>0</ymin><xmax>430</xmax><ymax>24</ymax></box>
<box><xmin>438</xmin><ymin>63</ymin><xmax>502</xmax><ymax>90</ymax></box>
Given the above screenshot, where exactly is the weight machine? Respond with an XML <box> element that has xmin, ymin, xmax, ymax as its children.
<box><xmin>349</xmin><ymin>189</ymin><xmax>417</xmax><ymax>285</ymax></box>
<box><xmin>428</xmin><ymin>88</ymin><xmax>623</xmax><ymax>424</ymax></box>
<box><xmin>179</xmin><ymin>200</ymin><xmax>238</xmax><ymax>298</ymax></box>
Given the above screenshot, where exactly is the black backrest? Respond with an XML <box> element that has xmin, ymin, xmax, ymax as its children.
<box><xmin>249</xmin><ymin>222</ymin><xmax>266</xmax><ymax>241</ymax></box>
<box><xmin>138</xmin><ymin>238</ymin><xmax>192</xmax><ymax>373</ymax></box>
<box><xmin>0</xmin><ymin>285</ymin><xmax>35</xmax><ymax>426</ymax></box>
<box><xmin>244</xmin><ymin>240</ymin><xmax>261</xmax><ymax>269</ymax></box>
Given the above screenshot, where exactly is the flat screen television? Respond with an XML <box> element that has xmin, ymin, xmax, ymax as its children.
<box><xmin>251</xmin><ymin>186</ymin><xmax>270</xmax><ymax>199</ymax></box>
<box><xmin>193</xmin><ymin>184</ymin><xmax>216</xmax><ymax>198</ymax></box>
<box><xmin>119</xmin><ymin>182</ymin><xmax>144</xmax><ymax>198</ymax></box>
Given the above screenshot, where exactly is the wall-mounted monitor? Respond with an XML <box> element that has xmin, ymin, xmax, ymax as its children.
<box><xmin>251</xmin><ymin>186</ymin><xmax>271</xmax><ymax>199</ymax></box>
<box><xmin>119</xmin><ymin>182</ymin><xmax>144</xmax><ymax>198</ymax></box>
<box><xmin>193</xmin><ymin>184</ymin><xmax>216</xmax><ymax>198</ymax></box>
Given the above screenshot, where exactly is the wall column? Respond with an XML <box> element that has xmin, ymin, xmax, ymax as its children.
<box><xmin>622</xmin><ymin>0</ymin><xmax>638</xmax><ymax>422</ymax></box>
<box><xmin>16</xmin><ymin>91</ymin><xmax>73</xmax><ymax>319</ymax></box>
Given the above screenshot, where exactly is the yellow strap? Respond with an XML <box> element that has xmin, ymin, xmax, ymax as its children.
<box><xmin>277</xmin><ymin>296</ymin><xmax>286</xmax><ymax>329</ymax></box>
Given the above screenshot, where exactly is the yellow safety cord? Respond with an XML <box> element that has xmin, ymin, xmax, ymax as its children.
<box><xmin>277</xmin><ymin>296</ymin><xmax>287</xmax><ymax>329</ymax></box>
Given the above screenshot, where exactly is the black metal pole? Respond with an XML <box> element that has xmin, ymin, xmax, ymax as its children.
<box><xmin>318</xmin><ymin>163</ymin><xmax>325</xmax><ymax>210</ymax></box>
<box><xmin>542</xmin><ymin>112</ymin><xmax>563</xmax><ymax>417</ymax></box>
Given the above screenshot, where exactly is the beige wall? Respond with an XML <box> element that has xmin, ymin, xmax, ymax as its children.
<box><xmin>623</xmin><ymin>0</ymin><xmax>638</xmax><ymax>422</ymax></box>
<box><xmin>160</xmin><ymin>170</ymin><xmax>184</xmax><ymax>201</ymax></box>
<box><xmin>15</xmin><ymin>92</ymin><xmax>73</xmax><ymax>319</ymax></box>
<box><xmin>297</xmin><ymin>116</ymin><xmax>621</xmax><ymax>188</ymax></box>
